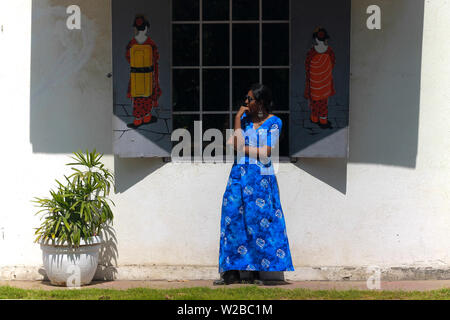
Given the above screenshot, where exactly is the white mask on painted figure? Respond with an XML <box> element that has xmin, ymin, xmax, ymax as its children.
<box><xmin>314</xmin><ymin>39</ymin><xmax>328</xmax><ymax>53</ymax></box>
<box><xmin>135</xmin><ymin>27</ymin><xmax>148</xmax><ymax>44</ymax></box>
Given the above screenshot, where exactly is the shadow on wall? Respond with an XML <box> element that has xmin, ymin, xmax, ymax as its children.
<box><xmin>29</xmin><ymin>0</ymin><xmax>114</xmax><ymax>156</ymax></box>
<box><xmin>292</xmin><ymin>0</ymin><xmax>425</xmax><ymax>194</ymax></box>
<box><xmin>114</xmin><ymin>157</ymin><xmax>166</xmax><ymax>193</ymax></box>
<box><xmin>29</xmin><ymin>0</ymin><xmax>425</xmax><ymax>197</ymax></box>
<box><xmin>29</xmin><ymin>0</ymin><xmax>169</xmax><ymax>193</ymax></box>
<box><xmin>294</xmin><ymin>158</ymin><xmax>348</xmax><ymax>194</ymax></box>
<box><xmin>347</xmin><ymin>0</ymin><xmax>425</xmax><ymax>168</ymax></box>
<box><xmin>94</xmin><ymin>223</ymin><xmax>119</xmax><ymax>281</ymax></box>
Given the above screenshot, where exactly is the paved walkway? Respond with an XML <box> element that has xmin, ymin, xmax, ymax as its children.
<box><xmin>1</xmin><ymin>280</ymin><xmax>450</xmax><ymax>291</ymax></box>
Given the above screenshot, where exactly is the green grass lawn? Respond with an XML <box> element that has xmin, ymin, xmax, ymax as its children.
<box><xmin>1</xmin><ymin>286</ymin><xmax>450</xmax><ymax>300</ymax></box>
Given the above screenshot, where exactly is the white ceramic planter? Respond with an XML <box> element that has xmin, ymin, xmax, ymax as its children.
<box><xmin>40</xmin><ymin>236</ymin><xmax>102</xmax><ymax>287</ymax></box>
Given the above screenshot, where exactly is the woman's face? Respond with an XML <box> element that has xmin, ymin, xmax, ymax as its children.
<box><xmin>245</xmin><ymin>90</ymin><xmax>259</xmax><ymax>114</ymax></box>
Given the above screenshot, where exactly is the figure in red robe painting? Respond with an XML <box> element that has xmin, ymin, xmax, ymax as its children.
<box><xmin>304</xmin><ymin>27</ymin><xmax>336</xmax><ymax>129</ymax></box>
<box><xmin>126</xmin><ymin>15</ymin><xmax>162</xmax><ymax>128</ymax></box>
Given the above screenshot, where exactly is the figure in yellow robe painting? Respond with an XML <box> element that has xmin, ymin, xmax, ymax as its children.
<box><xmin>126</xmin><ymin>15</ymin><xmax>162</xmax><ymax>128</ymax></box>
<box><xmin>304</xmin><ymin>27</ymin><xmax>336</xmax><ymax>129</ymax></box>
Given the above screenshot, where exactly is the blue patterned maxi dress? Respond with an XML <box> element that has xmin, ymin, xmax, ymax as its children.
<box><xmin>218</xmin><ymin>114</ymin><xmax>294</xmax><ymax>273</ymax></box>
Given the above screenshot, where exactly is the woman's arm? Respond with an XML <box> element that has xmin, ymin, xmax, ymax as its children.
<box><xmin>226</xmin><ymin>106</ymin><xmax>249</xmax><ymax>151</ymax></box>
<box><xmin>244</xmin><ymin>146</ymin><xmax>272</xmax><ymax>159</ymax></box>
<box><xmin>229</xmin><ymin>139</ymin><xmax>272</xmax><ymax>160</ymax></box>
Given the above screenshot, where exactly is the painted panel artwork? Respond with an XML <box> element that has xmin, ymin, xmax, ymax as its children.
<box><xmin>112</xmin><ymin>1</ymin><xmax>171</xmax><ymax>158</ymax></box>
<box><xmin>126</xmin><ymin>15</ymin><xmax>162</xmax><ymax>128</ymax></box>
<box><xmin>290</xmin><ymin>0</ymin><xmax>351</xmax><ymax>158</ymax></box>
<box><xmin>112</xmin><ymin>0</ymin><xmax>350</xmax><ymax>158</ymax></box>
<box><xmin>304</xmin><ymin>28</ymin><xmax>336</xmax><ymax>128</ymax></box>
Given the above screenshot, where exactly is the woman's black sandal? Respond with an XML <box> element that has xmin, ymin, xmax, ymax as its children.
<box><xmin>213</xmin><ymin>270</ymin><xmax>241</xmax><ymax>285</ymax></box>
<box><xmin>248</xmin><ymin>271</ymin><xmax>264</xmax><ymax>285</ymax></box>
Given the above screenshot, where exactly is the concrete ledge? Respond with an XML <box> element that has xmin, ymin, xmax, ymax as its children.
<box><xmin>1</xmin><ymin>265</ymin><xmax>450</xmax><ymax>281</ymax></box>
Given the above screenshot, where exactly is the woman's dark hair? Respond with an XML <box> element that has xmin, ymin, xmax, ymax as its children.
<box><xmin>249</xmin><ymin>83</ymin><xmax>274</xmax><ymax>113</ymax></box>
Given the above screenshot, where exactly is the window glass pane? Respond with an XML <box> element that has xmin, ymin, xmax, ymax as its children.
<box><xmin>173</xmin><ymin>115</ymin><xmax>200</xmax><ymax>158</ymax></box>
<box><xmin>262</xmin><ymin>24</ymin><xmax>289</xmax><ymax>66</ymax></box>
<box><xmin>273</xmin><ymin>113</ymin><xmax>289</xmax><ymax>157</ymax></box>
<box><xmin>233</xmin><ymin>0</ymin><xmax>259</xmax><ymax>20</ymax></box>
<box><xmin>203</xmin><ymin>114</ymin><xmax>230</xmax><ymax>134</ymax></box>
<box><xmin>203</xmin><ymin>24</ymin><xmax>229</xmax><ymax>66</ymax></box>
<box><xmin>173</xmin><ymin>115</ymin><xmax>199</xmax><ymax>136</ymax></box>
<box><xmin>202</xmin><ymin>114</ymin><xmax>230</xmax><ymax>157</ymax></box>
<box><xmin>173</xmin><ymin>69</ymin><xmax>200</xmax><ymax>111</ymax></box>
<box><xmin>203</xmin><ymin>69</ymin><xmax>230</xmax><ymax>111</ymax></box>
<box><xmin>233</xmin><ymin>24</ymin><xmax>259</xmax><ymax>66</ymax></box>
<box><xmin>262</xmin><ymin>0</ymin><xmax>289</xmax><ymax>20</ymax></box>
<box><xmin>262</xmin><ymin>69</ymin><xmax>289</xmax><ymax>110</ymax></box>
<box><xmin>203</xmin><ymin>0</ymin><xmax>230</xmax><ymax>20</ymax></box>
<box><xmin>173</xmin><ymin>0</ymin><xmax>199</xmax><ymax>21</ymax></box>
<box><xmin>232</xmin><ymin>69</ymin><xmax>259</xmax><ymax>110</ymax></box>
<box><xmin>173</xmin><ymin>24</ymin><xmax>199</xmax><ymax>66</ymax></box>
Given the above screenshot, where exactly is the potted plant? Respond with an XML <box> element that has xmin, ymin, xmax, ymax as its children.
<box><xmin>33</xmin><ymin>150</ymin><xmax>115</xmax><ymax>287</ymax></box>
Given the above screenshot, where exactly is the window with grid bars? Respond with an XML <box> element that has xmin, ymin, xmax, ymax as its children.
<box><xmin>172</xmin><ymin>0</ymin><xmax>290</xmax><ymax>158</ymax></box>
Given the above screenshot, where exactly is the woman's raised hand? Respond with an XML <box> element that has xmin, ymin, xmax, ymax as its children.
<box><xmin>236</xmin><ymin>106</ymin><xmax>250</xmax><ymax>119</ymax></box>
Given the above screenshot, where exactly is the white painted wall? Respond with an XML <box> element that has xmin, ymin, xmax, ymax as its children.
<box><xmin>0</xmin><ymin>0</ymin><xmax>449</xmax><ymax>279</ymax></box>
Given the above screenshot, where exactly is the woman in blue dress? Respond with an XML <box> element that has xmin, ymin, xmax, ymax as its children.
<box><xmin>214</xmin><ymin>84</ymin><xmax>294</xmax><ymax>285</ymax></box>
